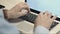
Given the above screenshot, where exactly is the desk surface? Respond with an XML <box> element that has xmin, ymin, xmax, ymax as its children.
<box><xmin>0</xmin><ymin>0</ymin><xmax>25</xmax><ymax>10</ymax></box>
<box><xmin>10</xmin><ymin>12</ymin><xmax>60</xmax><ymax>34</ymax></box>
<box><xmin>10</xmin><ymin>20</ymin><xmax>60</xmax><ymax>34</ymax></box>
<box><xmin>10</xmin><ymin>20</ymin><xmax>34</xmax><ymax>34</ymax></box>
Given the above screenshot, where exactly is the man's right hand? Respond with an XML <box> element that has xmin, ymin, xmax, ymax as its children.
<box><xmin>35</xmin><ymin>11</ymin><xmax>57</xmax><ymax>29</ymax></box>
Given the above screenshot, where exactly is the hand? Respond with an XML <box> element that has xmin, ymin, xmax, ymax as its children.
<box><xmin>4</xmin><ymin>2</ymin><xmax>30</xmax><ymax>19</ymax></box>
<box><xmin>35</xmin><ymin>11</ymin><xmax>57</xmax><ymax>29</ymax></box>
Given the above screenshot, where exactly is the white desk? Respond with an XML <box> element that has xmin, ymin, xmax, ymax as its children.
<box><xmin>10</xmin><ymin>20</ymin><xmax>34</xmax><ymax>34</ymax></box>
<box><xmin>0</xmin><ymin>0</ymin><xmax>25</xmax><ymax>10</ymax></box>
<box><xmin>10</xmin><ymin>12</ymin><xmax>60</xmax><ymax>34</ymax></box>
<box><xmin>10</xmin><ymin>19</ymin><xmax>60</xmax><ymax>34</ymax></box>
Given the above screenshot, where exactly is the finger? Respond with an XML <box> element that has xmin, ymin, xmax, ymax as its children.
<box><xmin>20</xmin><ymin>2</ymin><xmax>27</xmax><ymax>6</ymax></box>
<box><xmin>20</xmin><ymin>4</ymin><xmax>30</xmax><ymax>13</ymax></box>
<box><xmin>16</xmin><ymin>2</ymin><xmax>29</xmax><ymax>10</ymax></box>
<box><xmin>44</xmin><ymin>11</ymin><xmax>49</xmax><ymax>16</ymax></box>
<box><xmin>51</xmin><ymin>16</ymin><xmax>57</xmax><ymax>20</ymax></box>
<box><xmin>20</xmin><ymin>7</ymin><xmax>30</xmax><ymax>14</ymax></box>
<box><xmin>19</xmin><ymin>2</ymin><xmax>29</xmax><ymax>8</ymax></box>
<box><xmin>18</xmin><ymin>9</ymin><xmax>28</xmax><ymax>17</ymax></box>
<box><xmin>48</xmin><ymin>13</ymin><xmax>52</xmax><ymax>18</ymax></box>
<box><xmin>39</xmin><ymin>12</ymin><xmax>44</xmax><ymax>16</ymax></box>
<box><xmin>18</xmin><ymin>2</ymin><xmax>30</xmax><ymax>13</ymax></box>
<box><xmin>44</xmin><ymin>11</ymin><xmax>52</xmax><ymax>18</ymax></box>
<box><xmin>20</xmin><ymin>9</ymin><xmax>28</xmax><ymax>14</ymax></box>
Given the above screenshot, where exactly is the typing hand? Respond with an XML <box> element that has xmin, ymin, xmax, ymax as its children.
<box><xmin>4</xmin><ymin>2</ymin><xmax>30</xmax><ymax>19</ymax></box>
<box><xmin>35</xmin><ymin>11</ymin><xmax>57</xmax><ymax>29</ymax></box>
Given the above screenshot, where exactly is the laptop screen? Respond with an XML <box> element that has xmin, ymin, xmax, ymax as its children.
<box><xmin>27</xmin><ymin>0</ymin><xmax>60</xmax><ymax>18</ymax></box>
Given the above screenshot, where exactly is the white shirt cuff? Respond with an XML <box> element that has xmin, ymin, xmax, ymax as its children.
<box><xmin>34</xmin><ymin>25</ymin><xmax>49</xmax><ymax>34</ymax></box>
<box><xmin>0</xmin><ymin>9</ymin><xmax>4</xmax><ymax>18</ymax></box>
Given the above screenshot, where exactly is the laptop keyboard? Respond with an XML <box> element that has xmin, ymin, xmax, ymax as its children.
<box><xmin>50</xmin><ymin>22</ymin><xmax>58</xmax><ymax>30</ymax></box>
<box><xmin>20</xmin><ymin>13</ymin><xmax>59</xmax><ymax>30</ymax></box>
<box><xmin>20</xmin><ymin>13</ymin><xmax>37</xmax><ymax>23</ymax></box>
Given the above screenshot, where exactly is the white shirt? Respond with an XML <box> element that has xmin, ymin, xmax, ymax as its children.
<box><xmin>0</xmin><ymin>9</ymin><xmax>20</xmax><ymax>34</ymax></box>
<box><xmin>0</xmin><ymin>9</ymin><xmax>49</xmax><ymax>34</ymax></box>
<box><xmin>34</xmin><ymin>26</ymin><xmax>49</xmax><ymax>34</ymax></box>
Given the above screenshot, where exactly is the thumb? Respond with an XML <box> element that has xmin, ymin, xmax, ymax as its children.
<box><xmin>19</xmin><ymin>9</ymin><xmax>28</xmax><ymax>17</ymax></box>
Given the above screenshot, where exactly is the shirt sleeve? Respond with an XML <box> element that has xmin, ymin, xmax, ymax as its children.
<box><xmin>34</xmin><ymin>25</ymin><xmax>49</xmax><ymax>34</ymax></box>
<box><xmin>0</xmin><ymin>9</ymin><xmax>4</xmax><ymax>18</ymax></box>
<box><xmin>0</xmin><ymin>9</ymin><xmax>20</xmax><ymax>34</ymax></box>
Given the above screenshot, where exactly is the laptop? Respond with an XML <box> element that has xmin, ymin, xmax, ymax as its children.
<box><xmin>0</xmin><ymin>0</ymin><xmax>60</xmax><ymax>34</ymax></box>
<box><xmin>27</xmin><ymin>0</ymin><xmax>60</xmax><ymax>21</ymax></box>
<box><xmin>19</xmin><ymin>0</ymin><xmax>60</xmax><ymax>30</ymax></box>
